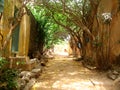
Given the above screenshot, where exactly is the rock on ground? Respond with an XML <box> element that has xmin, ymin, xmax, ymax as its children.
<box><xmin>23</xmin><ymin>78</ymin><xmax>36</xmax><ymax>90</ymax></box>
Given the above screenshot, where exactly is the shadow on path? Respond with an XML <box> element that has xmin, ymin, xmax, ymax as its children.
<box><xmin>31</xmin><ymin>56</ymin><xmax>115</xmax><ymax>90</ymax></box>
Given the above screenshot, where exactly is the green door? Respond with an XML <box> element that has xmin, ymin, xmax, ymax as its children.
<box><xmin>11</xmin><ymin>25</ymin><xmax>20</xmax><ymax>53</ymax></box>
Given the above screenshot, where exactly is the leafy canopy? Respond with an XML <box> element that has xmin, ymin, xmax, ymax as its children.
<box><xmin>27</xmin><ymin>4</ymin><xmax>67</xmax><ymax>49</ymax></box>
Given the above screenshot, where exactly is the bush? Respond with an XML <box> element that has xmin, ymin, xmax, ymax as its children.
<box><xmin>0</xmin><ymin>57</ymin><xmax>18</xmax><ymax>90</ymax></box>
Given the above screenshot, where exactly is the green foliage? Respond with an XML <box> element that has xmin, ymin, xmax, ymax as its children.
<box><xmin>16</xmin><ymin>61</ymin><xmax>25</xmax><ymax>66</ymax></box>
<box><xmin>27</xmin><ymin>5</ymin><xmax>65</xmax><ymax>50</ymax></box>
<box><xmin>0</xmin><ymin>57</ymin><xmax>7</xmax><ymax>69</ymax></box>
<box><xmin>0</xmin><ymin>69</ymin><xmax>18</xmax><ymax>89</ymax></box>
<box><xmin>0</xmin><ymin>57</ymin><xmax>18</xmax><ymax>90</ymax></box>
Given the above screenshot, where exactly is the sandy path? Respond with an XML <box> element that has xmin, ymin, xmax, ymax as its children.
<box><xmin>31</xmin><ymin>56</ymin><xmax>116</xmax><ymax>90</ymax></box>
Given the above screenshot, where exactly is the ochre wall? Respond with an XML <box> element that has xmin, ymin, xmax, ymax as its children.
<box><xmin>18</xmin><ymin>12</ymin><xmax>30</xmax><ymax>56</ymax></box>
<box><xmin>110</xmin><ymin>13</ymin><xmax>120</xmax><ymax>61</ymax></box>
<box><xmin>0</xmin><ymin>0</ymin><xmax>15</xmax><ymax>56</ymax></box>
<box><xmin>0</xmin><ymin>0</ymin><xmax>31</xmax><ymax>57</ymax></box>
<box><xmin>96</xmin><ymin>0</ymin><xmax>120</xmax><ymax>62</ymax></box>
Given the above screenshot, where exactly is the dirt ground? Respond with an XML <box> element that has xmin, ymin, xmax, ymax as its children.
<box><xmin>31</xmin><ymin>56</ymin><xmax>117</xmax><ymax>90</ymax></box>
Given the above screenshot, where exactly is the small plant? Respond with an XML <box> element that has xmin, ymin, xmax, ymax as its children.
<box><xmin>0</xmin><ymin>57</ymin><xmax>7</xmax><ymax>69</ymax></box>
<box><xmin>16</xmin><ymin>61</ymin><xmax>25</xmax><ymax>66</ymax></box>
<box><xmin>0</xmin><ymin>57</ymin><xmax>18</xmax><ymax>90</ymax></box>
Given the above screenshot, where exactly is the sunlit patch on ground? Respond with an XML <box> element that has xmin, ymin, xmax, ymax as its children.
<box><xmin>31</xmin><ymin>57</ymin><xmax>115</xmax><ymax>90</ymax></box>
<box><xmin>32</xmin><ymin>78</ymin><xmax>114</xmax><ymax>90</ymax></box>
<box><xmin>53</xmin><ymin>42</ymin><xmax>70</xmax><ymax>56</ymax></box>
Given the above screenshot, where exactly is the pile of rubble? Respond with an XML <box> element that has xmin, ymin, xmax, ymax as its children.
<box><xmin>17</xmin><ymin>64</ymin><xmax>42</xmax><ymax>90</ymax></box>
<box><xmin>107</xmin><ymin>69</ymin><xmax>120</xmax><ymax>89</ymax></box>
<box><xmin>17</xmin><ymin>57</ymin><xmax>49</xmax><ymax>90</ymax></box>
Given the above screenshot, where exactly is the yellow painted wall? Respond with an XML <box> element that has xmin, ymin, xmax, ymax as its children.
<box><xmin>0</xmin><ymin>0</ymin><xmax>15</xmax><ymax>56</ymax></box>
<box><xmin>18</xmin><ymin>10</ymin><xmax>30</xmax><ymax>56</ymax></box>
<box><xmin>0</xmin><ymin>0</ymin><xmax>31</xmax><ymax>57</ymax></box>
